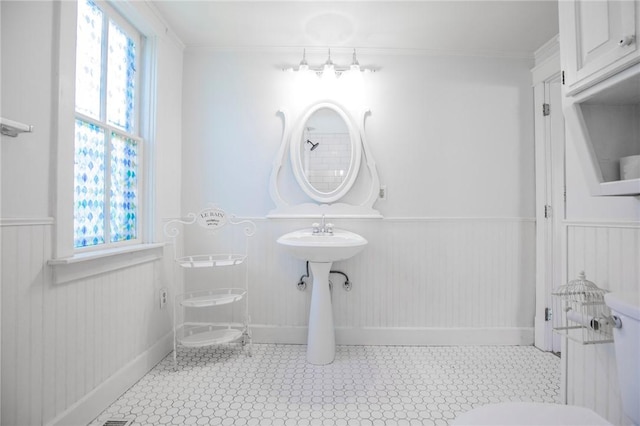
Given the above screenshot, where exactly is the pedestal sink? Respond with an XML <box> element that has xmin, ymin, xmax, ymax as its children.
<box><xmin>277</xmin><ymin>228</ymin><xmax>367</xmax><ymax>364</ymax></box>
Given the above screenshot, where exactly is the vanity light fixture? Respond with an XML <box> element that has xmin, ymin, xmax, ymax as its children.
<box><xmin>286</xmin><ymin>48</ymin><xmax>375</xmax><ymax>76</ymax></box>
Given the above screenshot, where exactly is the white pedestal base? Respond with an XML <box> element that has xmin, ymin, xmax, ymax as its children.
<box><xmin>306</xmin><ymin>261</ymin><xmax>335</xmax><ymax>365</ymax></box>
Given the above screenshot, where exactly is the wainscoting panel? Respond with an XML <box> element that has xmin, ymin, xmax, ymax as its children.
<box><xmin>565</xmin><ymin>222</ymin><xmax>640</xmax><ymax>425</ymax></box>
<box><xmin>184</xmin><ymin>218</ymin><xmax>537</xmax><ymax>345</ymax></box>
<box><xmin>1</xmin><ymin>221</ymin><xmax>174</xmax><ymax>426</ymax></box>
<box><xmin>1</xmin><ymin>223</ymin><xmax>48</xmax><ymax>426</ymax></box>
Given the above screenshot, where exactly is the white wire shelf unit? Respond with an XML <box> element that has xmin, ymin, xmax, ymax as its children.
<box><xmin>179</xmin><ymin>288</ymin><xmax>246</xmax><ymax>308</ymax></box>
<box><xmin>176</xmin><ymin>254</ymin><xmax>246</xmax><ymax>268</ymax></box>
<box><xmin>176</xmin><ymin>323</ymin><xmax>246</xmax><ymax>347</ymax></box>
<box><xmin>164</xmin><ymin>206</ymin><xmax>256</xmax><ymax>369</ymax></box>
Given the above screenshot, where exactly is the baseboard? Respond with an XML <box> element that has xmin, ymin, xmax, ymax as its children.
<box><xmin>47</xmin><ymin>331</ymin><xmax>173</xmax><ymax>426</ymax></box>
<box><xmin>251</xmin><ymin>325</ymin><xmax>535</xmax><ymax>346</ymax></box>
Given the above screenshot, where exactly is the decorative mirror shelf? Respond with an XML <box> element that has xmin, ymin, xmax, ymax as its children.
<box><xmin>268</xmin><ymin>101</ymin><xmax>382</xmax><ymax>218</ymax></box>
<box><xmin>564</xmin><ymin>62</ymin><xmax>640</xmax><ymax>196</ymax></box>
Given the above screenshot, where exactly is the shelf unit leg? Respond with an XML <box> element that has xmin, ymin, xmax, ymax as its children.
<box><xmin>173</xmin><ymin>341</ymin><xmax>177</xmax><ymax>371</ymax></box>
<box><xmin>242</xmin><ymin>328</ymin><xmax>253</xmax><ymax>356</ymax></box>
<box><xmin>173</xmin><ymin>300</ymin><xmax>178</xmax><ymax>371</ymax></box>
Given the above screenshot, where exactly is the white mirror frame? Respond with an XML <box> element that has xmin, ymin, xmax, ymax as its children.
<box><xmin>268</xmin><ymin>100</ymin><xmax>382</xmax><ymax>218</ymax></box>
<box><xmin>290</xmin><ymin>102</ymin><xmax>361</xmax><ymax>203</ymax></box>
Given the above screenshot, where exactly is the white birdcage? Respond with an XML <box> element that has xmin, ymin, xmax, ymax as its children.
<box><xmin>552</xmin><ymin>271</ymin><xmax>613</xmax><ymax>344</ymax></box>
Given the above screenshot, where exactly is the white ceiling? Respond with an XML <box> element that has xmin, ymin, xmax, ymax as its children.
<box><xmin>151</xmin><ymin>0</ymin><xmax>559</xmax><ymax>56</ymax></box>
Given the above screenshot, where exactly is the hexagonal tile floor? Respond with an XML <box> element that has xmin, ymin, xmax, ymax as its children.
<box><xmin>90</xmin><ymin>344</ymin><xmax>560</xmax><ymax>426</ymax></box>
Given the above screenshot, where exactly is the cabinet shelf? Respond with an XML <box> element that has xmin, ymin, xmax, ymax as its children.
<box><xmin>176</xmin><ymin>323</ymin><xmax>245</xmax><ymax>347</ymax></box>
<box><xmin>176</xmin><ymin>254</ymin><xmax>246</xmax><ymax>268</ymax></box>
<box><xmin>564</xmin><ymin>63</ymin><xmax>640</xmax><ymax>196</ymax></box>
<box><xmin>598</xmin><ymin>178</ymin><xmax>640</xmax><ymax>196</ymax></box>
<box><xmin>179</xmin><ymin>288</ymin><xmax>246</xmax><ymax>308</ymax></box>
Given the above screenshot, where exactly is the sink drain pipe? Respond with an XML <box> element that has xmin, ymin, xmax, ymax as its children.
<box><xmin>297</xmin><ymin>261</ymin><xmax>352</xmax><ymax>291</ymax></box>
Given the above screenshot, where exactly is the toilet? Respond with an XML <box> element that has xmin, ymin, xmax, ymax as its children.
<box><xmin>454</xmin><ymin>291</ymin><xmax>640</xmax><ymax>426</ymax></box>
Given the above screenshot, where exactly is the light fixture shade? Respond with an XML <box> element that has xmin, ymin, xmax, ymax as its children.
<box><xmin>350</xmin><ymin>49</ymin><xmax>360</xmax><ymax>72</ymax></box>
<box><xmin>298</xmin><ymin>49</ymin><xmax>309</xmax><ymax>72</ymax></box>
<box><xmin>321</xmin><ymin>48</ymin><xmax>337</xmax><ymax>79</ymax></box>
<box><xmin>321</xmin><ymin>63</ymin><xmax>336</xmax><ymax>81</ymax></box>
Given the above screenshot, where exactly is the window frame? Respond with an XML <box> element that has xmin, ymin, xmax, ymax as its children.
<box><xmin>74</xmin><ymin>0</ymin><xmax>144</xmax><ymax>251</ymax></box>
<box><xmin>52</xmin><ymin>0</ymin><xmax>158</xmax><ymax>261</ymax></box>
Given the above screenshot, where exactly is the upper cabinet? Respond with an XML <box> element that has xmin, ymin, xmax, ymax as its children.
<box><xmin>559</xmin><ymin>0</ymin><xmax>640</xmax><ymax>197</ymax></box>
<box><xmin>560</xmin><ymin>0</ymin><xmax>640</xmax><ymax>96</ymax></box>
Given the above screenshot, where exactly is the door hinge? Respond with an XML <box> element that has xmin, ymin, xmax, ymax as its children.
<box><xmin>562</xmin><ymin>71</ymin><xmax>565</xmax><ymax>85</ymax></box>
<box><xmin>542</xmin><ymin>103</ymin><xmax>550</xmax><ymax>116</ymax></box>
<box><xmin>544</xmin><ymin>204</ymin><xmax>552</xmax><ymax>218</ymax></box>
<box><xmin>545</xmin><ymin>307</ymin><xmax>553</xmax><ymax>322</ymax></box>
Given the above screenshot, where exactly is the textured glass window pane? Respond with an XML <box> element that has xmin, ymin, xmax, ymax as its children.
<box><xmin>110</xmin><ymin>133</ymin><xmax>138</xmax><ymax>242</ymax></box>
<box><xmin>107</xmin><ymin>20</ymin><xmax>136</xmax><ymax>133</ymax></box>
<box><xmin>74</xmin><ymin>120</ymin><xmax>106</xmax><ymax>248</ymax></box>
<box><xmin>75</xmin><ymin>0</ymin><xmax>103</xmax><ymax>119</ymax></box>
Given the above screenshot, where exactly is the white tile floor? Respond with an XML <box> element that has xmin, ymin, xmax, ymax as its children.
<box><xmin>90</xmin><ymin>344</ymin><xmax>560</xmax><ymax>426</ymax></box>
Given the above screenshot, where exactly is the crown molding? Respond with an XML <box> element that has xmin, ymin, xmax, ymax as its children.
<box><xmin>184</xmin><ymin>44</ymin><xmax>535</xmax><ymax>60</ymax></box>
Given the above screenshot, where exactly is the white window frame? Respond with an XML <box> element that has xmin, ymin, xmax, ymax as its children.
<box><xmin>74</xmin><ymin>0</ymin><xmax>143</xmax><ymax>251</ymax></box>
<box><xmin>52</xmin><ymin>0</ymin><xmax>158</xmax><ymax>262</ymax></box>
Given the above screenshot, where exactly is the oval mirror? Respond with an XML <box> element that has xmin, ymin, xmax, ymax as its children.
<box><xmin>290</xmin><ymin>102</ymin><xmax>361</xmax><ymax>203</ymax></box>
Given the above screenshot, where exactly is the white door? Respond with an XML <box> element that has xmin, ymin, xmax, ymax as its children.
<box><xmin>534</xmin><ymin>78</ymin><xmax>566</xmax><ymax>353</ymax></box>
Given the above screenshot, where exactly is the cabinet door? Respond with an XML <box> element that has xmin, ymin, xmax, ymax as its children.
<box><xmin>561</xmin><ymin>0</ymin><xmax>639</xmax><ymax>94</ymax></box>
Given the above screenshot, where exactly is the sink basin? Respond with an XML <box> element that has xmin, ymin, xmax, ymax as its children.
<box><xmin>277</xmin><ymin>227</ymin><xmax>367</xmax><ymax>365</ymax></box>
<box><xmin>277</xmin><ymin>228</ymin><xmax>368</xmax><ymax>263</ymax></box>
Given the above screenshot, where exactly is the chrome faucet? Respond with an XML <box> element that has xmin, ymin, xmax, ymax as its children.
<box><xmin>312</xmin><ymin>214</ymin><xmax>333</xmax><ymax>235</ymax></box>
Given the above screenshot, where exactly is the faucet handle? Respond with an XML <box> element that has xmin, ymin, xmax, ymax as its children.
<box><xmin>325</xmin><ymin>223</ymin><xmax>334</xmax><ymax>234</ymax></box>
<box><xmin>312</xmin><ymin>222</ymin><xmax>320</xmax><ymax>233</ymax></box>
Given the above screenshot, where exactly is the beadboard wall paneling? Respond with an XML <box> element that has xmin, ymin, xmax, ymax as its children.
<box><xmin>1</xmin><ymin>222</ymin><xmax>174</xmax><ymax>426</ymax></box>
<box><xmin>1</xmin><ymin>223</ymin><xmax>47</xmax><ymax>426</ymax></box>
<box><xmin>2</xmin><ymin>217</ymin><xmax>536</xmax><ymax>425</ymax></box>
<box><xmin>183</xmin><ymin>218</ymin><xmax>537</xmax><ymax>344</ymax></box>
<box><xmin>565</xmin><ymin>223</ymin><xmax>640</xmax><ymax>425</ymax></box>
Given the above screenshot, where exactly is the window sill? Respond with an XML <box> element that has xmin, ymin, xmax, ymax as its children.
<box><xmin>49</xmin><ymin>243</ymin><xmax>165</xmax><ymax>284</ymax></box>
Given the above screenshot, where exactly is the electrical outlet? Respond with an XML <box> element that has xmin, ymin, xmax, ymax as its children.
<box><xmin>160</xmin><ymin>288</ymin><xmax>168</xmax><ymax>309</ymax></box>
<box><xmin>379</xmin><ymin>185</ymin><xmax>387</xmax><ymax>200</ymax></box>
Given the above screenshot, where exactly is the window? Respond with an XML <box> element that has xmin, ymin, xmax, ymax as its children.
<box><xmin>74</xmin><ymin>0</ymin><xmax>142</xmax><ymax>249</ymax></box>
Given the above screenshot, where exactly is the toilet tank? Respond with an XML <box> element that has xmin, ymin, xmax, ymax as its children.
<box><xmin>604</xmin><ymin>292</ymin><xmax>640</xmax><ymax>425</ymax></box>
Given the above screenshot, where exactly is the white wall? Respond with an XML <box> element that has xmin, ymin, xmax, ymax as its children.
<box><xmin>0</xmin><ymin>1</ymin><xmax>53</xmax><ymax>218</ymax></box>
<box><xmin>0</xmin><ymin>1</ymin><xmax>184</xmax><ymax>425</ymax></box>
<box><xmin>363</xmin><ymin>54</ymin><xmax>535</xmax><ymax>218</ymax></box>
<box><xmin>181</xmin><ymin>48</ymin><xmax>537</xmax><ymax>344</ymax></box>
